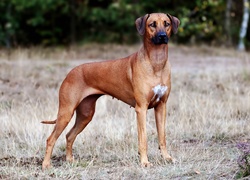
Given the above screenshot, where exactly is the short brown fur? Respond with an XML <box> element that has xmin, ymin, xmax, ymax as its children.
<box><xmin>42</xmin><ymin>13</ymin><xmax>180</xmax><ymax>170</ymax></box>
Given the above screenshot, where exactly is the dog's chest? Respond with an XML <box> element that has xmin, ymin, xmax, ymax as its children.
<box><xmin>150</xmin><ymin>84</ymin><xmax>168</xmax><ymax>104</ymax></box>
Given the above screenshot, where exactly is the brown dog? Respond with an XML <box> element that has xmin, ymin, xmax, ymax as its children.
<box><xmin>42</xmin><ymin>13</ymin><xmax>180</xmax><ymax>170</ymax></box>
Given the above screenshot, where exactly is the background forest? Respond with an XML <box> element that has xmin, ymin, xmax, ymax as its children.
<box><xmin>0</xmin><ymin>0</ymin><xmax>249</xmax><ymax>49</ymax></box>
<box><xmin>1</xmin><ymin>0</ymin><xmax>250</xmax><ymax>179</ymax></box>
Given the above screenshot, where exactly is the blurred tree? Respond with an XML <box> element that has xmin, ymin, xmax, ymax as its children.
<box><xmin>225</xmin><ymin>0</ymin><xmax>232</xmax><ymax>46</ymax></box>
<box><xmin>0</xmin><ymin>0</ymin><xmax>249</xmax><ymax>48</ymax></box>
<box><xmin>238</xmin><ymin>0</ymin><xmax>249</xmax><ymax>51</ymax></box>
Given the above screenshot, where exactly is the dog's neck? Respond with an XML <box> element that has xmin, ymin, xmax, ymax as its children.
<box><xmin>143</xmin><ymin>42</ymin><xmax>168</xmax><ymax>73</ymax></box>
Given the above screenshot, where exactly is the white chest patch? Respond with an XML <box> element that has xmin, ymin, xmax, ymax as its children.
<box><xmin>152</xmin><ymin>84</ymin><xmax>168</xmax><ymax>102</ymax></box>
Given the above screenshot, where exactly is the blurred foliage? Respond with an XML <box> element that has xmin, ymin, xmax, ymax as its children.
<box><xmin>0</xmin><ymin>0</ymin><xmax>248</xmax><ymax>47</ymax></box>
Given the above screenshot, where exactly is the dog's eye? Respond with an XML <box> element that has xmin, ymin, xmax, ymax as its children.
<box><xmin>149</xmin><ymin>21</ymin><xmax>156</xmax><ymax>28</ymax></box>
<box><xmin>164</xmin><ymin>21</ymin><xmax>170</xmax><ymax>27</ymax></box>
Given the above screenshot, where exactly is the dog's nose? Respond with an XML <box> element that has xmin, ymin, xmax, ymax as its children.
<box><xmin>152</xmin><ymin>31</ymin><xmax>168</xmax><ymax>44</ymax></box>
<box><xmin>158</xmin><ymin>32</ymin><xmax>167</xmax><ymax>40</ymax></box>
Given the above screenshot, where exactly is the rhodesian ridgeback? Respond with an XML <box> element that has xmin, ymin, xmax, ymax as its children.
<box><xmin>42</xmin><ymin>13</ymin><xmax>180</xmax><ymax>170</ymax></box>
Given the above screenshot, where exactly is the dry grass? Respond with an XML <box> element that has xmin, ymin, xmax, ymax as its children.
<box><xmin>0</xmin><ymin>44</ymin><xmax>250</xmax><ymax>179</ymax></box>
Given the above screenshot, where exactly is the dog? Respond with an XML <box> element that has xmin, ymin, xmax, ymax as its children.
<box><xmin>41</xmin><ymin>13</ymin><xmax>180</xmax><ymax>170</ymax></box>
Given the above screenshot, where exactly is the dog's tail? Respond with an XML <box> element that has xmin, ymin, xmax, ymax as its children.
<box><xmin>41</xmin><ymin>119</ymin><xmax>57</xmax><ymax>124</ymax></box>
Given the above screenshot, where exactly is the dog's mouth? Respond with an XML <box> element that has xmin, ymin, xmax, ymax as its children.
<box><xmin>152</xmin><ymin>32</ymin><xmax>169</xmax><ymax>45</ymax></box>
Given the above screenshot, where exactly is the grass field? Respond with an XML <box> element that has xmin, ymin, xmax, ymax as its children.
<box><xmin>0</xmin><ymin>44</ymin><xmax>250</xmax><ymax>179</ymax></box>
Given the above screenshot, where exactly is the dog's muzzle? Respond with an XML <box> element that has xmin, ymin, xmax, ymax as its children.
<box><xmin>152</xmin><ymin>31</ymin><xmax>169</xmax><ymax>45</ymax></box>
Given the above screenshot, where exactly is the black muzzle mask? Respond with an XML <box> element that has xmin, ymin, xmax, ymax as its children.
<box><xmin>152</xmin><ymin>31</ymin><xmax>169</xmax><ymax>45</ymax></box>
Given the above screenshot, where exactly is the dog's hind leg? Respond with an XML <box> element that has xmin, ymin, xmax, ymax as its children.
<box><xmin>65</xmin><ymin>94</ymin><xmax>102</xmax><ymax>162</ymax></box>
<box><xmin>42</xmin><ymin>105</ymin><xmax>75</xmax><ymax>170</ymax></box>
<box><xmin>42</xmin><ymin>76</ymin><xmax>89</xmax><ymax>170</ymax></box>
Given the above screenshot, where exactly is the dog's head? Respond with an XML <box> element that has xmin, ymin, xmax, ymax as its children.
<box><xmin>135</xmin><ymin>13</ymin><xmax>180</xmax><ymax>45</ymax></box>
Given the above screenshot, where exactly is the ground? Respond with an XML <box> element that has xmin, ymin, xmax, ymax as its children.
<box><xmin>0</xmin><ymin>44</ymin><xmax>250</xmax><ymax>179</ymax></box>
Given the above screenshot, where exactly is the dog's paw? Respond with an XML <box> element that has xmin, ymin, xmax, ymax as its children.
<box><xmin>163</xmin><ymin>155</ymin><xmax>177</xmax><ymax>164</ymax></box>
<box><xmin>42</xmin><ymin>161</ymin><xmax>52</xmax><ymax>171</ymax></box>
<box><xmin>141</xmin><ymin>161</ymin><xmax>153</xmax><ymax>168</ymax></box>
<box><xmin>66</xmin><ymin>155</ymin><xmax>74</xmax><ymax>163</ymax></box>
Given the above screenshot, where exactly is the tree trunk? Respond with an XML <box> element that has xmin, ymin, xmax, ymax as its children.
<box><xmin>5</xmin><ymin>3</ymin><xmax>12</xmax><ymax>48</ymax></box>
<box><xmin>225</xmin><ymin>0</ymin><xmax>232</xmax><ymax>46</ymax></box>
<box><xmin>238</xmin><ymin>0</ymin><xmax>250</xmax><ymax>51</ymax></box>
<box><xmin>70</xmin><ymin>0</ymin><xmax>77</xmax><ymax>44</ymax></box>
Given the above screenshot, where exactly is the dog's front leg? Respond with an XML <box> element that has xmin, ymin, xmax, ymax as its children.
<box><xmin>154</xmin><ymin>101</ymin><xmax>173</xmax><ymax>163</ymax></box>
<box><xmin>135</xmin><ymin>104</ymin><xmax>151</xmax><ymax>167</ymax></box>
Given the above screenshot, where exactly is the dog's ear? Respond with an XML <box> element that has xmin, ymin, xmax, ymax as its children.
<box><xmin>135</xmin><ymin>14</ymin><xmax>150</xmax><ymax>36</ymax></box>
<box><xmin>167</xmin><ymin>14</ymin><xmax>180</xmax><ymax>34</ymax></box>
